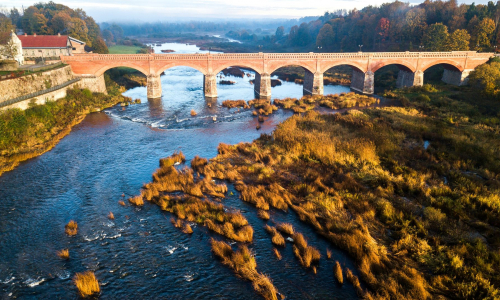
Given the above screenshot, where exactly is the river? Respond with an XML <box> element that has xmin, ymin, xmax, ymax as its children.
<box><xmin>0</xmin><ymin>43</ymin><xmax>360</xmax><ymax>299</ymax></box>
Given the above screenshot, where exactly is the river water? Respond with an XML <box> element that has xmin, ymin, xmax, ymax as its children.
<box><xmin>0</xmin><ymin>43</ymin><xmax>361</xmax><ymax>299</ymax></box>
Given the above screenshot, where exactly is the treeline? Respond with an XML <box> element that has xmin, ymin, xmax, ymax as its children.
<box><xmin>105</xmin><ymin>17</ymin><xmax>320</xmax><ymax>38</ymax></box>
<box><xmin>255</xmin><ymin>1</ymin><xmax>500</xmax><ymax>52</ymax></box>
<box><xmin>2</xmin><ymin>1</ymin><xmax>108</xmax><ymax>53</ymax></box>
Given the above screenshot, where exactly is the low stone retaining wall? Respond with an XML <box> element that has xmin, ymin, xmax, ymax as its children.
<box><xmin>0</xmin><ymin>74</ymin><xmax>107</xmax><ymax>111</ymax></box>
<box><xmin>0</xmin><ymin>65</ymin><xmax>73</xmax><ymax>102</ymax></box>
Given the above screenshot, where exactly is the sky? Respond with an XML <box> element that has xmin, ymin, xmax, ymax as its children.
<box><xmin>2</xmin><ymin>0</ymin><xmax>496</xmax><ymax>22</ymax></box>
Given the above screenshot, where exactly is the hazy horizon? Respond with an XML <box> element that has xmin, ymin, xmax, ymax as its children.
<box><xmin>2</xmin><ymin>0</ymin><xmax>496</xmax><ymax>22</ymax></box>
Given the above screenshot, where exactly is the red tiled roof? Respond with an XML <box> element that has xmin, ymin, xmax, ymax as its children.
<box><xmin>17</xmin><ymin>35</ymin><xmax>69</xmax><ymax>48</ymax></box>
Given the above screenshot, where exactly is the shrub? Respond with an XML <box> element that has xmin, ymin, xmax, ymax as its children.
<box><xmin>416</xmin><ymin>95</ymin><xmax>431</xmax><ymax>102</ymax></box>
<box><xmin>108</xmin><ymin>212</ymin><xmax>115</xmax><ymax>220</ymax></box>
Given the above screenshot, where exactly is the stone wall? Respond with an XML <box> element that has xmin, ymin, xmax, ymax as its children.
<box><xmin>78</xmin><ymin>75</ymin><xmax>107</xmax><ymax>94</ymax></box>
<box><xmin>0</xmin><ymin>65</ymin><xmax>74</xmax><ymax>102</ymax></box>
<box><xmin>1</xmin><ymin>81</ymin><xmax>81</xmax><ymax>110</ymax></box>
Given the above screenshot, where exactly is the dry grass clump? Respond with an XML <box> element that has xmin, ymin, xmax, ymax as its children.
<box><xmin>127</xmin><ymin>152</ymin><xmax>254</xmax><ymax>242</ymax></box>
<box><xmin>334</xmin><ymin>261</ymin><xmax>343</xmax><ymax>284</ymax></box>
<box><xmin>238</xmin><ymin>183</ymin><xmax>291</xmax><ymax>211</ymax></box>
<box><xmin>190</xmin><ymin>110</ymin><xmax>197</xmax><ymax>116</ymax></box>
<box><xmin>257</xmin><ymin>210</ymin><xmax>270</xmax><ymax>220</ymax></box>
<box><xmin>73</xmin><ymin>271</ymin><xmax>100</xmax><ymax>298</ymax></box>
<box><xmin>108</xmin><ymin>212</ymin><xmax>114</xmax><ymax>220</ymax></box>
<box><xmin>264</xmin><ymin>225</ymin><xmax>285</xmax><ymax>247</ymax></box>
<box><xmin>273</xmin><ymin>248</ymin><xmax>282</xmax><ymax>260</ymax></box>
<box><xmin>276</xmin><ymin>223</ymin><xmax>294</xmax><ymax>235</ymax></box>
<box><xmin>65</xmin><ymin>220</ymin><xmax>78</xmax><ymax>236</ymax></box>
<box><xmin>128</xmin><ymin>196</ymin><xmax>144</xmax><ymax>206</ymax></box>
<box><xmin>183</xmin><ymin>223</ymin><xmax>193</xmax><ymax>234</ymax></box>
<box><xmin>191</xmin><ymin>156</ymin><xmax>208</xmax><ymax>173</ymax></box>
<box><xmin>57</xmin><ymin>249</ymin><xmax>70</xmax><ymax>260</ymax></box>
<box><xmin>326</xmin><ymin>249</ymin><xmax>332</xmax><ymax>259</ymax></box>
<box><xmin>159</xmin><ymin>151</ymin><xmax>185</xmax><ymax>168</ymax></box>
<box><xmin>346</xmin><ymin>268</ymin><xmax>364</xmax><ymax>296</ymax></box>
<box><xmin>222</xmin><ymin>100</ymin><xmax>249</xmax><ymax>109</ymax></box>
<box><xmin>211</xmin><ymin>239</ymin><xmax>281</xmax><ymax>300</ymax></box>
<box><xmin>292</xmin><ymin>232</ymin><xmax>321</xmax><ymax>268</ymax></box>
<box><xmin>118</xmin><ymin>200</ymin><xmax>125</xmax><ymax>206</ymax></box>
<box><xmin>248</xmin><ymin>99</ymin><xmax>277</xmax><ymax>116</ymax></box>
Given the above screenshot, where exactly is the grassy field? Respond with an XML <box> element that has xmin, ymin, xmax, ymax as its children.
<box><xmin>108</xmin><ymin>45</ymin><xmax>143</xmax><ymax>54</ymax></box>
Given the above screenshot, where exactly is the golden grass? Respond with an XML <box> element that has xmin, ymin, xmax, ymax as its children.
<box><xmin>192</xmin><ymin>86</ymin><xmax>500</xmax><ymax>299</ymax></box>
<box><xmin>257</xmin><ymin>210</ymin><xmax>270</xmax><ymax>220</ymax></box>
<box><xmin>190</xmin><ymin>110</ymin><xmax>197</xmax><ymax>116</ymax></box>
<box><xmin>108</xmin><ymin>212</ymin><xmax>114</xmax><ymax>220</ymax></box>
<box><xmin>211</xmin><ymin>239</ymin><xmax>280</xmax><ymax>300</ymax></box>
<box><xmin>65</xmin><ymin>220</ymin><xmax>78</xmax><ymax>236</ymax></box>
<box><xmin>264</xmin><ymin>225</ymin><xmax>285</xmax><ymax>247</ymax></box>
<box><xmin>276</xmin><ymin>223</ymin><xmax>294</xmax><ymax>235</ymax></box>
<box><xmin>57</xmin><ymin>249</ymin><xmax>69</xmax><ymax>260</ymax></box>
<box><xmin>292</xmin><ymin>232</ymin><xmax>321</xmax><ymax>268</ymax></box>
<box><xmin>191</xmin><ymin>156</ymin><xmax>208</xmax><ymax>173</ymax></box>
<box><xmin>183</xmin><ymin>223</ymin><xmax>193</xmax><ymax>234</ymax></box>
<box><xmin>273</xmin><ymin>248</ymin><xmax>282</xmax><ymax>260</ymax></box>
<box><xmin>118</xmin><ymin>200</ymin><xmax>125</xmax><ymax>206</ymax></box>
<box><xmin>128</xmin><ymin>153</ymin><xmax>253</xmax><ymax>242</ymax></box>
<box><xmin>128</xmin><ymin>196</ymin><xmax>144</xmax><ymax>206</ymax></box>
<box><xmin>346</xmin><ymin>268</ymin><xmax>364</xmax><ymax>296</ymax></box>
<box><xmin>326</xmin><ymin>249</ymin><xmax>332</xmax><ymax>259</ymax></box>
<box><xmin>222</xmin><ymin>100</ymin><xmax>249</xmax><ymax>109</ymax></box>
<box><xmin>334</xmin><ymin>261</ymin><xmax>343</xmax><ymax>284</ymax></box>
<box><xmin>73</xmin><ymin>271</ymin><xmax>100</xmax><ymax>298</ymax></box>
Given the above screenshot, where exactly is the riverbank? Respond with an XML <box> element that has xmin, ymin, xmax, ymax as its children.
<box><xmin>0</xmin><ymin>88</ymin><xmax>129</xmax><ymax>177</ymax></box>
<box><xmin>156</xmin><ymin>84</ymin><xmax>500</xmax><ymax>299</ymax></box>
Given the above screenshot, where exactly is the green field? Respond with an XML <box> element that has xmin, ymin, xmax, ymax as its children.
<box><xmin>108</xmin><ymin>45</ymin><xmax>143</xmax><ymax>54</ymax></box>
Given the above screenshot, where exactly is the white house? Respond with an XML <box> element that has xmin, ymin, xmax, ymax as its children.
<box><xmin>0</xmin><ymin>31</ymin><xmax>24</xmax><ymax>65</ymax></box>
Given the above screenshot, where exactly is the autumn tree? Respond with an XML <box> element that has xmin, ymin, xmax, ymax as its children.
<box><xmin>447</xmin><ymin>29</ymin><xmax>470</xmax><ymax>50</ymax></box>
<box><xmin>316</xmin><ymin>23</ymin><xmax>335</xmax><ymax>50</ymax></box>
<box><xmin>468</xmin><ymin>61</ymin><xmax>500</xmax><ymax>98</ymax></box>
<box><xmin>472</xmin><ymin>18</ymin><xmax>495</xmax><ymax>50</ymax></box>
<box><xmin>422</xmin><ymin>23</ymin><xmax>450</xmax><ymax>51</ymax></box>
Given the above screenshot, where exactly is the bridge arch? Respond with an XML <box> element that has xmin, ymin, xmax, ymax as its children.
<box><xmin>267</xmin><ymin>62</ymin><xmax>316</xmax><ymax>75</ymax></box>
<box><xmin>371</xmin><ymin>61</ymin><xmax>416</xmax><ymax>73</ymax></box>
<box><xmin>95</xmin><ymin>63</ymin><xmax>149</xmax><ymax>77</ymax></box>
<box><xmin>420</xmin><ymin>60</ymin><xmax>463</xmax><ymax>72</ymax></box>
<box><xmin>213</xmin><ymin>62</ymin><xmax>263</xmax><ymax>76</ymax></box>
<box><xmin>321</xmin><ymin>62</ymin><xmax>366</xmax><ymax>74</ymax></box>
<box><xmin>155</xmin><ymin>62</ymin><xmax>208</xmax><ymax>76</ymax></box>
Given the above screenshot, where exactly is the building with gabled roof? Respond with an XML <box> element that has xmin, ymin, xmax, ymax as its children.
<box><xmin>18</xmin><ymin>33</ymin><xmax>72</xmax><ymax>59</ymax></box>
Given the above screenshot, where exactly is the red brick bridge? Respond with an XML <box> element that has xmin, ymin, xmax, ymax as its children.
<box><xmin>61</xmin><ymin>51</ymin><xmax>492</xmax><ymax>99</ymax></box>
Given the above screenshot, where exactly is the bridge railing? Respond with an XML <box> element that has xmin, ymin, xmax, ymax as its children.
<box><xmin>61</xmin><ymin>51</ymin><xmax>492</xmax><ymax>61</ymax></box>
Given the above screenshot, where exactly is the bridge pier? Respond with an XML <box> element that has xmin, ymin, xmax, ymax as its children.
<box><xmin>350</xmin><ymin>69</ymin><xmax>374</xmax><ymax>94</ymax></box>
<box><xmin>304</xmin><ymin>71</ymin><xmax>324</xmax><ymax>96</ymax></box>
<box><xmin>254</xmin><ymin>73</ymin><xmax>271</xmax><ymax>99</ymax></box>
<box><xmin>147</xmin><ymin>75</ymin><xmax>162</xmax><ymax>99</ymax></box>
<box><xmin>204</xmin><ymin>74</ymin><xmax>217</xmax><ymax>98</ymax></box>
<box><xmin>396</xmin><ymin>70</ymin><xmax>423</xmax><ymax>89</ymax></box>
<box><xmin>442</xmin><ymin>68</ymin><xmax>472</xmax><ymax>86</ymax></box>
